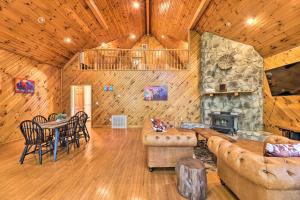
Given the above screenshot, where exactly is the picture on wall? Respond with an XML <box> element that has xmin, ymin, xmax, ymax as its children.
<box><xmin>103</xmin><ymin>85</ymin><xmax>113</xmax><ymax>91</ymax></box>
<box><xmin>15</xmin><ymin>78</ymin><xmax>35</xmax><ymax>94</ymax></box>
<box><xmin>144</xmin><ymin>86</ymin><xmax>168</xmax><ymax>101</ymax></box>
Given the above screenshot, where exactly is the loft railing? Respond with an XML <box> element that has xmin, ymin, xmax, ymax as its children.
<box><xmin>79</xmin><ymin>48</ymin><xmax>189</xmax><ymax>71</ymax></box>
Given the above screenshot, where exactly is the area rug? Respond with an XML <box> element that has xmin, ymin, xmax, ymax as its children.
<box><xmin>194</xmin><ymin>140</ymin><xmax>217</xmax><ymax>172</ymax></box>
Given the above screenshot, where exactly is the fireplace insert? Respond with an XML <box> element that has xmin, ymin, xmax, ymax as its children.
<box><xmin>210</xmin><ymin>112</ymin><xmax>236</xmax><ymax>134</ymax></box>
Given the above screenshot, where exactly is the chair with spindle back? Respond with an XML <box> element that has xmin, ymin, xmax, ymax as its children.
<box><xmin>19</xmin><ymin>120</ymin><xmax>53</xmax><ymax>164</ymax></box>
<box><xmin>32</xmin><ymin>115</ymin><xmax>53</xmax><ymax>139</ymax></box>
<box><xmin>48</xmin><ymin>113</ymin><xmax>57</xmax><ymax>121</ymax></box>
<box><xmin>32</xmin><ymin>115</ymin><xmax>48</xmax><ymax>123</ymax></box>
<box><xmin>75</xmin><ymin>111</ymin><xmax>90</xmax><ymax>142</ymax></box>
<box><xmin>60</xmin><ymin>116</ymin><xmax>80</xmax><ymax>153</ymax></box>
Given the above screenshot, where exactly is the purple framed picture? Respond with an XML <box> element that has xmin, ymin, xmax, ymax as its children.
<box><xmin>15</xmin><ymin>78</ymin><xmax>35</xmax><ymax>94</ymax></box>
<box><xmin>144</xmin><ymin>86</ymin><xmax>168</xmax><ymax>101</ymax></box>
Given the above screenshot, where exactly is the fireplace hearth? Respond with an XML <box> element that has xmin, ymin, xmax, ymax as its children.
<box><xmin>210</xmin><ymin>112</ymin><xmax>238</xmax><ymax>134</ymax></box>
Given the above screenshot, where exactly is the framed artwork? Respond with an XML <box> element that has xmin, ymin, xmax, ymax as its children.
<box><xmin>144</xmin><ymin>86</ymin><xmax>168</xmax><ymax>101</ymax></box>
<box><xmin>15</xmin><ymin>78</ymin><xmax>35</xmax><ymax>94</ymax></box>
<box><xmin>104</xmin><ymin>85</ymin><xmax>113</xmax><ymax>91</ymax></box>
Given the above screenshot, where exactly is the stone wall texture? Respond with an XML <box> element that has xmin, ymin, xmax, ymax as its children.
<box><xmin>201</xmin><ymin>32</ymin><xmax>264</xmax><ymax>131</ymax></box>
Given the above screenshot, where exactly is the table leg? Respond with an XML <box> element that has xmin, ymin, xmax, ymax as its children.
<box><xmin>53</xmin><ymin>128</ymin><xmax>60</xmax><ymax>161</ymax></box>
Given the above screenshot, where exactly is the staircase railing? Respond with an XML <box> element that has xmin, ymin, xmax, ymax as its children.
<box><xmin>79</xmin><ymin>48</ymin><xmax>189</xmax><ymax>71</ymax></box>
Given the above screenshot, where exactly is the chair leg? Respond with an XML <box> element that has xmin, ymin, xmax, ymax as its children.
<box><xmin>19</xmin><ymin>145</ymin><xmax>28</xmax><ymax>164</ymax></box>
<box><xmin>38</xmin><ymin>144</ymin><xmax>42</xmax><ymax>165</ymax></box>
<box><xmin>84</xmin><ymin>126</ymin><xmax>90</xmax><ymax>141</ymax></box>
<box><xmin>66</xmin><ymin>138</ymin><xmax>69</xmax><ymax>153</ymax></box>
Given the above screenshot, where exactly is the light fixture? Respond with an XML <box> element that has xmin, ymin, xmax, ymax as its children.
<box><xmin>225</xmin><ymin>22</ymin><xmax>231</xmax><ymax>27</ymax></box>
<box><xmin>37</xmin><ymin>16</ymin><xmax>46</xmax><ymax>24</ymax></box>
<box><xmin>130</xmin><ymin>34</ymin><xmax>136</xmax><ymax>40</ymax></box>
<box><xmin>246</xmin><ymin>17</ymin><xmax>256</xmax><ymax>25</ymax></box>
<box><xmin>101</xmin><ymin>42</ymin><xmax>106</xmax><ymax>47</ymax></box>
<box><xmin>161</xmin><ymin>35</ymin><xmax>165</xmax><ymax>39</ymax></box>
<box><xmin>132</xmin><ymin>1</ymin><xmax>140</xmax><ymax>9</ymax></box>
<box><xmin>160</xmin><ymin>1</ymin><xmax>170</xmax><ymax>13</ymax></box>
<box><xmin>64</xmin><ymin>37</ymin><xmax>72</xmax><ymax>43</ymax></box>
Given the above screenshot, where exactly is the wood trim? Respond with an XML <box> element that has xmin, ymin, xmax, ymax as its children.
<box><xmin>188</xmin><ymin>0</ymin><xmax>211</xmax><ymax>30</ymax></box>
<box><xmin>85</xmin><ymin>0</ymin><xmax>109</xmax><ymax>30</ymax></box>
<box><xmin>146</xmin><ymin>0</ymin><xmax>150</xmax><ymax>35</ymax></box>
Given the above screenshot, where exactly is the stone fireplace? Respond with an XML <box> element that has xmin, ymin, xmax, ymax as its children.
<box><xmin>201</xmin><ymin>32</ymin><xmax>264</xmax><ymax>131</ymax></box>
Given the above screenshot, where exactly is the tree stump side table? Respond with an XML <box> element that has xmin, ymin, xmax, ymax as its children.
<box><xmin>175</xmin><ymin>157</ymin><xmax>207</xmax><ymax>200</ymax></box>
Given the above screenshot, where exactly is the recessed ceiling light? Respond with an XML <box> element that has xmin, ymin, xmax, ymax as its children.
<box><xmin>130</xmin><ymin>34</ymin><xmax>136</xmax><ymax>40</ymax></box>
<box><xmin>225</xmin><ymin>22</ymin><xmax>231</xmax><ymax>27</ymax></box>
<box><xmin>37</xmin><ymin>16</ymin><xmax>45</xmax><ymax>24</ymax></box>
<box><xmin>161</xmin><ymin>35</ymin><xmax>165</xmax><ymax>39</ymax></box>
<box><xmin>64</xmin><ymin>37</ymin><xmax>72</xmax><ymax>43</ymax></box>
<box><xmin>132</xmin><ymin>1</ymin><xmax>140</xmax><ymax>9</ymax></box>
<box><xmin>246</xmin><ymin>17</ymin><xmax>256</xmax><ymax>25</ymax></box>
<box><xmin>160</xmin><ymin>1</ymin><xmax>170</xmax><ymax>13</ymax></box>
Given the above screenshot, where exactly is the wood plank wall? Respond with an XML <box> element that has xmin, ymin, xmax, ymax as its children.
<box><xmin>263</xmin><ymin>46</ymin><xmax>300</xmax><ymax>135</ymax></box>
<box><xmin>62</xmin><ymin>31</ymin><xmax>201</xmax><ymax>127</ymax></box>
<box><xmin>0</xmin><ymin>49</ymin><xmax>61</xmax><ymax>144</ymax></box>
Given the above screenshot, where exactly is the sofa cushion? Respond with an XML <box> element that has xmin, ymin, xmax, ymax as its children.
<box><xmin>265</xmin><ymin>143</ymin><xmax>300</xmax><ymax>157</ymax></box>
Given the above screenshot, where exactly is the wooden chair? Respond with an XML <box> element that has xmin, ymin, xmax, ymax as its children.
<box><xmin>76</xmin><ymin>112</ymin><xmax>90</xmax><ymax>142</ymax></box>
<box><xmin>60</xmin><ymin>116</ymin><xmax>80</xmax><ymax>153</ymax></box>
<box><xmin>48</xmin><ymin>113</ymin><xmax>57</xmax><ymax>121</ymax></box>
<box><xmin>33</xmin><ymin>115</ymin><xmax>53</xmax><ymax>138</ymax></box>
<box><xmin>32</xmin><ymin>115</ymin><xmax>48</xmax><ymax>123</ymax></box>
<box><xmin>19</xmin><ymin>120</ymin><xmax>53</xmax><ymax>164</ymax></box>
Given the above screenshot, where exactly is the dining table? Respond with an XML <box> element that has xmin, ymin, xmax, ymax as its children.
<box><xmin>39</xmin><ymin>119</ymin><xmax>68</xmax><ymax>161</ymax></box>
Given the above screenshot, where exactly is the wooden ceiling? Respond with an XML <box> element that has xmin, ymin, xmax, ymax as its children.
<box><xmin>0</xmin><ymin>0</ymin><xmax>146</xmax><ymax>66</ymax></box>
<box><xmin>196</xmin><ymin>0</ymin><xmax>300</xmax><ymax>57</ymax></box>
<box><xmin>0</xmin><ymin>0</ymin><xmax>299</xmax><ymax>66</ymax></box>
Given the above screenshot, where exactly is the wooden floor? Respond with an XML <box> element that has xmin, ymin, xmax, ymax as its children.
<box><xmin>0</xmin><ymin>127</ymin><xmax>236</xmax><ymax>200</ymax></box>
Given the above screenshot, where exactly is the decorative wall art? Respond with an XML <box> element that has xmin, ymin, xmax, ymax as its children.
<box><xmin>144</xmin><ymin>86</ymin><xmax>168</xmax><ymax>101</ymax></box>
<box><xmin>104</xmin><ymin>85</ymin><xmax>113</xmax><ymax>91</ymax></box>
<box><xmin>15</xmin><ymin>78</ymin><xmax>35</xmax><ymax>94</ymax></box>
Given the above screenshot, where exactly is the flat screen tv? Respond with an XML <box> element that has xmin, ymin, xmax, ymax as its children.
<box><xmin>266</xmin><ymin>61</ymin><xmax>300</xmax><ymax>96</ymax></box>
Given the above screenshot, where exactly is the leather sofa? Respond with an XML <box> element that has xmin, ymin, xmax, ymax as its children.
<box><xmin>142</xmin><ymin>119</ymin><xmax>197</xmax><ymax>171</ymax></box>
<box><xmin>208</xmin><ymin>135</ymin><xmax>300</xmax><ymax>200</ymax></box>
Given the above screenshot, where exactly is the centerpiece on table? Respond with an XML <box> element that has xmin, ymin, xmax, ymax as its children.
<box><xmin>56</xmin><ymin>113</ymin><xmax>67</xmax><ymax>122</ymax></box>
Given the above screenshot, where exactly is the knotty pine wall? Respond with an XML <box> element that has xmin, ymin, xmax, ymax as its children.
<box><xmin>62</xmin><ymin>31</ymin><xmax>201</xmax><ymax>127</ymax></box>
<box><xmin>263</xmin><ymin>46</ymin><xmax>300</xmax><ymax>135</ymax></box>
<box><xmin>0</xmin><ymin>49</ymin><xmax>61</xmax><ymax>144</ymax></box>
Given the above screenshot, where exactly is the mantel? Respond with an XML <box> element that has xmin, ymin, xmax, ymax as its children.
<box><xmin>202</xmin><ymin>90</ymin><xmax>254</xmax><ymax>97</ymax></box>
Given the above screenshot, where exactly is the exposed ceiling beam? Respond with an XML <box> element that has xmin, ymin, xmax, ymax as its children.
<box><xmin>85</xmin><ymin>0</ymin><xmax>109</xmax><ymax>30</ymax></box>
<box><xmin>188</xmin><ymin>0</ymin><xmax>211</xmax><ymax>30</ymax></box>
<box><xmin>146</xmin><ymin>0</ymin><xmax>151</xmax><ymax>35</ymax></box>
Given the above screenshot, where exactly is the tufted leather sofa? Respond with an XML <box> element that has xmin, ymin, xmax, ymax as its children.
<box><xmin>142</xmin><ymin>119</ymin><xmax>197</xmax><ymax>170</ymax></box>
<box><xmin>208</xmin><ymin>135</ymin><xmax>300</xmax><ymax>200</ymax></box>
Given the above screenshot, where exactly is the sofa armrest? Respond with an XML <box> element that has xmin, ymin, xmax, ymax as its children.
<box><xmin>264</xmin><ymin>135</ymin><xmax>299</xmax><ymax>145</ymax></box>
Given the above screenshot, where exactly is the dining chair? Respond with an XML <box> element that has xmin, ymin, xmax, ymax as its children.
<box><xmin>33</xmin><ymin>115</ymin><xmax>53</xmax><ymax>139</ymax></box>
<box><xmin>60</xmin><ymin>116</ymin><xmax>79</xmax><ymax>153</ymax></box>
<box><xmin>19</xmin><ymin>120</ymin><xmax>53</xmax><ymax>164</ymax></box>
<box><xmin>77</xmin><ymin>112</ymin><xmax>90</xmax><ymax>142</ymax></box>
<box><xmin>48</xmin><ymin>113</ymin><xmax>57</xmax><ymax>121</ymax></box>
<box><xmin>32</xmin><ymin>115</ymin><xmax>48</xmax><ymax>123</ymax></box>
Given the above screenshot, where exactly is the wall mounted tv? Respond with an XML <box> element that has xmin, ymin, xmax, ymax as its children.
<box><xmin>266</xmin><ymin>61</ymin><xmax>300</xmax><ymax>96</ymax></box>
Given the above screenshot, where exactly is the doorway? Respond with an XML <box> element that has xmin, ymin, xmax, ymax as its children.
<box><xmin>71</xmin><ymin>85</ymin><xmax>92</xmax><ymax>121</ymax></box>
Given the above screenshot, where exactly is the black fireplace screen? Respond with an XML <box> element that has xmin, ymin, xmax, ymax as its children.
<box><xmin>210</xmin><ymin>112</ymin><xmax>236</xmax><ymax>134</ymax></box>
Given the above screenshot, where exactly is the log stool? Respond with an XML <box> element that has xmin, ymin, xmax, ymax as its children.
<box><xmin>175</xmin><ymin>158</ymin><xmax>207</xmax><ymax>200</ymax></box>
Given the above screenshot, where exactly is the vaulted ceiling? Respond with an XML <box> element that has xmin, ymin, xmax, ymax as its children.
<box><xmin>196</xmin><ymin>0</ymin><xmax>300</xmax><ymax>57</ymax></box>
<box><xmin>0</xmin><ymin>0</ymin><xmax>299</xmax><ymax>67</ymax></box>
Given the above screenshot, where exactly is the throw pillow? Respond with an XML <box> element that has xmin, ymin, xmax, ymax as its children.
<box><xmin>265</xmin><ymin>143</ymin><xmax>300</xmax><ymax>157</ymax></box>
<box><xmin>151</xmin><ymin>118</ymin><xmax>166</xmax><ymax>132</ymax></box>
